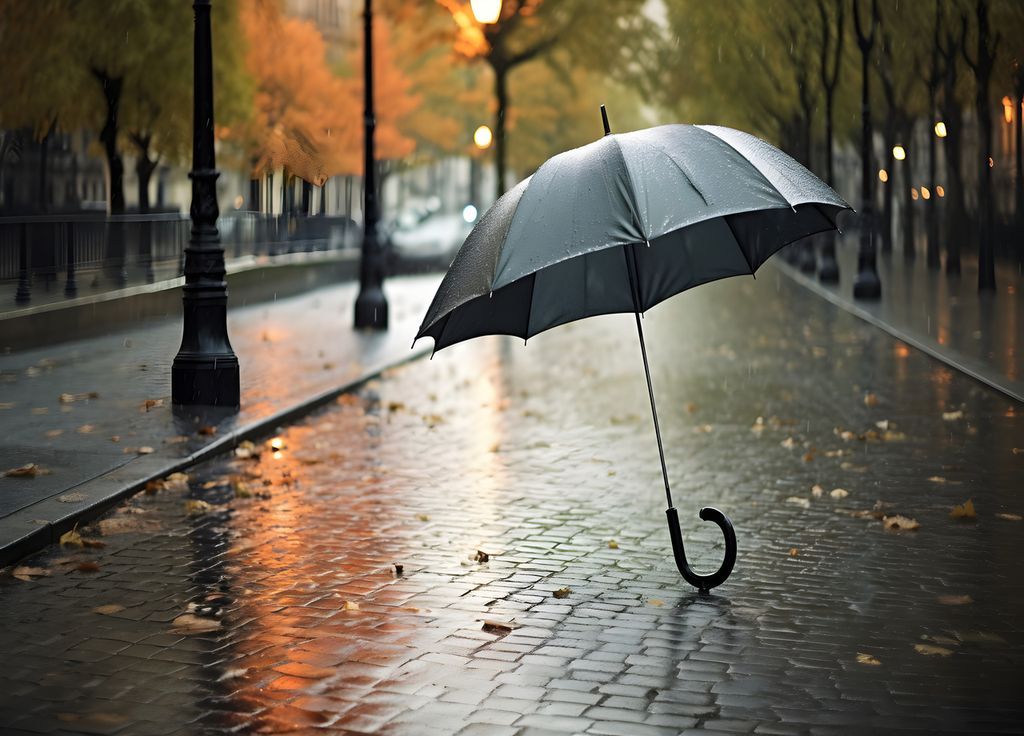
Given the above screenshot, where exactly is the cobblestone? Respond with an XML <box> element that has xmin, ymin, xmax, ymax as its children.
<box><xmin>0</xmin><ymin>269</ymin><xmax>1021</xmax><ymax>733</ymax></box>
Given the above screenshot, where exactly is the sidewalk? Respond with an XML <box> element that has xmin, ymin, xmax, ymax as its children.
<box><xmin>0</xmin><ymin>273</ymin><xmax>440</xmax><ymax>565</ymax></box>
<box><xmin>0</xmin><ymin>267</ymin><xmax>1019</xmax><ymax>734</ymax></box>
<box><xmin>781</xmin><ymin>237</ymin><xmax>1023</xmax><ymax>403</ymax></box>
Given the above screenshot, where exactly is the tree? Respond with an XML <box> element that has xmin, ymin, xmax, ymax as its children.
<box><xmin>437</xmin><ymin>0</ymin><xmax>650</xmax><ymax>200</ymax></box>
<box><xmin>816</xmin><ymin>0</ymin><xmax>845</xmax><ymax>282</ymax></box>
<box><xmin>853</xmin><ymin>0</ymin><xmax>882</xmax><ymax>299</ymax></box>
<box><xmin>962</xmin><ymin>0</ymin><xmax>999</xmax><ymax>291</ymax></box>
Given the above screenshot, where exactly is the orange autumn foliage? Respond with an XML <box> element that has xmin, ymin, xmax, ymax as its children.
<box><xmin>236</xmin><ymin>1</ymin><xmax>417</xmax><ymax>183</ymax></box>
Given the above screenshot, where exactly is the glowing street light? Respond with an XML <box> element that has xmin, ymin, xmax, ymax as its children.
<box><xmin>878</xmin><ymin>168</ymin><xmax>889</xmax><ymax>183</ymax></box>
<box><xmin>936</xmin><ymin>185</ymin><xmax>945</xmax><ymax>197</ymax></box>
<box><xmin>1003</xmin><ymin>95</ymin><xmax>1014</xmax><ymax>124</ymax></box>
<box><xmin>470</xmin><ymin>0</ymin><xmax>501</xmax><ymax>24</ymax></box>
<box><xmin>892</xmin><ymin>145</ymin><xmax>906</xmax><ymax>161</ymax></box>
<box><xmin>474</xmin><ymin>124</ymin><xmax>493</xmax><ymax>149</ymax></box>
<box><xmin>934</xmin><ymin>121</ymin><xmax>947</xmax><ymax>138</ymax></box>
<box><xmin>921</xmin><ymin>186</ymin><xmax>931</xmax><ymax>200</ymax></box>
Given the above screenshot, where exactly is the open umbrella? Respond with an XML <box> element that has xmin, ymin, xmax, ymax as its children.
<box><xmin>415</xmin><ymin>108</ymin><xmax>850</xmax><ymax>591</ymax></box>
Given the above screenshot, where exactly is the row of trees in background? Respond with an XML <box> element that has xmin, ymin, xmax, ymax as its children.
<box><xmin>661</xmin><ymin>0</ymin><xmax>1024</xmax><ymax>286</ymax></box>
<box><xmin>0</xmin><ymin>0</ymin><xmax>653</xmax><ymax>218</ymax></box>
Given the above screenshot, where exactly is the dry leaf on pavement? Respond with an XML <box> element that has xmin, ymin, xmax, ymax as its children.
<box><xmin>553</xmin><ymin>587</ymin><xmax>572</xmax><ymax>599</ymax></box>
<box><xmin>950</xmin><ymin>499</ymin><xmax>976</xmax><ymax>520</ymax></box>
<box><xmin>482</xmin><ymin>620</ymin><xmax>519</xmax><ymax>634</ymax></box>
<box><xmin>883</xmin><ymin>515</ymin><xmax>920</xmax><ymax>531</ymax></box>
<box><xmin>914</xmin><ymin>643</ymin><xmax>953</xmax><ymax>656</ymax></box>
<box><xmin>60</xmin><ymin>527</ymin><xmax>83</xmax><ymax>547</ymax></box>
<box><xmin>12</xmin><ymin>566</ymin><xmax>50</xmax><ymax>581</ymax></box>
<box><xmin>185</xmin><ymin>499</ymin><xmax>212</xmax><ymax>515</ymax></box>
<box><xmin>171</xmin><ymin>614</ymin><xmax>221</xmax><ymax>634</ymax></box>
<box><xmin>342</xmin><ymin>600</ymin><xmax>359</xmax><ymax>611</ymax></box>
<box><xmin>93</xmin><ymin>604</ymin><xmax>125</xmax><ymax>615</ymax></box>
<box><xmin>608</xmin><ymin>540</ymin><xmax>619</xmax><ymax>549</ymax></box>
<box><xmin>830</xmin><ymin>488</ymin><xmax>849</xmax><ymax>499</ymax></box>
<box><xmin>942</xmin><ymin>410</ymin><xmax>964</xmax><ymax>421</ymax></box>
<box><xmin>863</xmin><ymin>392</ymin><xmax>879</xmax><ymax>407</ymax></box>
<box><xmin>811</xmin><ymin>484</ymin><xmax>824</xmax><ymax>498</ymax></box>
<box><xmin>788</xmin><ymin>548</ymin><xmax>799</xmax><ymax>557</ymax></box>
<box><xmin>76</xmin><ymin>561</ymin><xmax>100</xmax><ymax>573</ymax></box>
<box><xmin>785</xmin><ymin>496</ymin><xmax>811</xmax><ymax>509</ymax></box>
<box><xmin>996</xmin><ymin>512</ymin><xmax>1022</xmax><ymax>521</ymax></box>
<box><xmin>937</xmin><ymin>595</ymin><xmax>973</xmax><ymax>606</ymax></box>
<box><xmin>57</xmin><ymin>492</ymin><xmax>86</xmax><ymax>503</ymax></box>
<box><xmin>4</xmin><ymin>463</ymin><xmax>50</xmax><ymax>478</ymax></box>
<box><xmin>856</xmin><ymin>653</ymin><xmax>881</xmax><ymax>666</ymax></box>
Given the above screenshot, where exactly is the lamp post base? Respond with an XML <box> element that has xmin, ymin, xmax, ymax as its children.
<box><xmin>354</xmin><ymin>286</ymin><xmax>389</xmax><ymax>330</ymax></box>
<box><xmin>172</xmin><ymin>354</ymin><xmax>240</xmax><ymax>408</ymax></box>
<box><xmin>853</xmin><ymin>269</ymin><xmax>882</xmax><ymax>299</ymax></box>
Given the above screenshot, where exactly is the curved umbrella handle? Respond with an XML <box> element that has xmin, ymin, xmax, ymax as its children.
<box><xmin>666</xmin><ymin>506</ymin><xmax>736</xmax><ymax>593</ymax></box>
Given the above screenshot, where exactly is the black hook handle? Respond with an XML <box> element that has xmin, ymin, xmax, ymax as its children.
<box><xmin>666</xmin><ymin>506</ymin><xmax>736</xmax><ymax>593</ymax></box>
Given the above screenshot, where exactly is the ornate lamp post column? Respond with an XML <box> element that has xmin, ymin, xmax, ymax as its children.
<box><xmin>172</xmin><ymin>0</ymin><xmax>240</xmax><ymax>407</ymax></box>
<box><xmin>353</xmin><ymin>0</ymin><xmax>388</xmax><ymax>329</ymax></box>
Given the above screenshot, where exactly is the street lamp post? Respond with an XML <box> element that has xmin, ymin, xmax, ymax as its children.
<box><xmin>353</xmin><ymin>0</ymin><xmax>388</xmax><ymax>330</ymax></box>
<box><xmin>853</xmin><ymin>0</ymin><xmax>881</xmax><ymax>300</ymax></box>
<box><xmin>171</xmin><ymin>0</ymin><xmax>240</xmax><ymax>407</ymax></box>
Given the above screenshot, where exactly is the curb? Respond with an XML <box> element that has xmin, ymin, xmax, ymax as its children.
<box><xmin>775</xmin><ymin>259</ymin><xmax>1024</xmax><ymax>405</ymax></box>
<box><xmin>0</xmin><ymin>341</ymin><xmax>433</xmax><ymax>568</ymax></box>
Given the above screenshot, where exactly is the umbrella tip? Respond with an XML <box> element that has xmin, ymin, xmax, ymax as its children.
<box><xmin>600</xmin><ymin>105</ymin><xmax>611</xmax><ymax>136</ymax></box>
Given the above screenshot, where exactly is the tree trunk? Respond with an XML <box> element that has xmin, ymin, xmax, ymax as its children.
<box><xmin>249</xmin><ymin>177</ymin><xmax>261</xmax><ymax>212</ymax></box>
<box><xmin>93</xmin><ymin>69</ymin><xmax>125</xmax><ymax>214</ymax></box>
<box><xmin>136</xmin><ymin>155</ymin><xmax>157</xmax><ymax>212</ymax></box>
<box><xmin>882</xmin><ymin>123</ymin><xmax>896</xmax><ymax>253</ymax></box>
<box><xmin>900</xmin><ymin>124</ymin><xmax>915</xmax><ymax>261</ymax></box>
<box><xmin>941</xmin><ymin>88</ymin><xmax>965</xmax><ymax>274</ymax></box>
<box><xmin>493</xmin><ymin>62</ymin><xmax>508</xmax><ymax>202</ymax></box>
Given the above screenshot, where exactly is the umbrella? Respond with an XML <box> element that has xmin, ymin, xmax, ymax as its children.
<box><xmin>415</xmin><ymin>107</ymin><xmax>850</xmax><ymax>592</ymax></box>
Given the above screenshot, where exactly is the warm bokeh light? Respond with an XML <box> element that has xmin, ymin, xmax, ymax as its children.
<box><xmin>911</xmin><ymin>187</ymin><xmax>919</xmax><ymax>200</ymax></box>
<box><xmin>470</xmin><ymin>0</ymin><xmax>502</xmax><ymax>24</ymax></box>
<box><xmin>895</xmin><ymin>344</ymin><xmax>911</xmax><ymax>359</ymax></box>
<box><xmin>474</xmin><ymin>124</ymin><xmax>493</xmax><ymax>149</ymax></box>
<box><xmin>921</xmin><ymin>186</ymin><xmax>931</xmax><ymax>200</ymax></box>
<box><xmin>878</xmin><ymin>168</ymin><xmax>889</xmax><ymax>183</ymax></box>
<box><xmin>1003</xmin><ymin>95</ymin><xmax>1013</xmax><ymax>123</ymax></box>
<box><xmin>270</xmin><ymin>437</ymin><xmax>285</xmax><ymax>451</ymax></box>
<box><xmin>936</xmin><ymin>185</ymin><xmax>945</xmax><ymax>197</ymax></box>
<box><xmin>989</xmin><ymin>157</ymin><xmax>995</xmax><ymax>168</ymax></box>
<box><xmin>934</xmin><ymin>121</ymin><xmax>947</xmax><ymax>138</ymax></box>
<box><xmin>893</xmin><ymin>145</ymin><xmax>906</xmax><ymax>161</ymax></box>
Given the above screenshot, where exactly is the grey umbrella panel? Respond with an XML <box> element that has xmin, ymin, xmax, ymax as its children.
<box><xmin>416</xmin><ymin>123</ymin><xmax>849</xmax><ymax>351</ymax></box>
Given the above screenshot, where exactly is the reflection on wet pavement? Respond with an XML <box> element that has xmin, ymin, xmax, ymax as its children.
<box><xmin>0</xmin><ymin>271</ymin><xmax>1021</xmax><ymax>734</ymax></box>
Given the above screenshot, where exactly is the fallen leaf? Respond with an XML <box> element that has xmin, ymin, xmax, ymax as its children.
<box><xmin>423</xmin><ymin>413</ymin><xmax>445</xmax><ymax>428</ymax></box>
<box><xmin>393</xmin><ymin>563</ymin><xmax>404</xmax><ymax>576</ymax></box>
<box><xmin>830</xmin><ymin>488</ymin><xmax>850</xmax><ymax>499</ymax></box>
<box><xmin>197</xmin><ymin>425</ymin><xmax>216</xmax><ymax>436</ymax></box>
<box><xmin>164</xmin><ymin>435</ymin><xmax>189</xmax><ymax>445</ymax></box>
<box><xmin>4</xmin><ymin>463</ymin><xmax>50</xmax><ymax>478</ymax></box>
<box><xmin>235</xmin><ymin>440</ymin><xmax>259</xmax><ymax>459</ymax></box>
<box><xmin>12</xmin><ymin>566</ymin><xmax>49</xmax><ymax>581</ymax></box>
<box><xmin>82</xmin><ymin>538</ymin><xmax>106</xmax><ymax>549</ymax></box>
<box><xmin>77</xmin><ymin>424</ymin><xmax>95</xmax><ymax>434</ymax></box>
<box><xmin>781</xmin><ymin>436</ymin><xmax>797</xmax><ymax>449</ymax></box>
<box><xmin>785</xmin><ymin>496</ymin><xmax>811</xmax><ymax>509</ymax></box>
<box><xmin>608</xmin><ymin>540</ymin><xmax>619</xmax><ymax>549</ymax></box>
<box><xmin>342</xmin><ymin>600</ymin><xmax>359</xmax><ymax>611</ymax></box>
<box><xmin>788</xmin><ymin>548</ymin><xmax>799</xmax><ymax>557</ymax></box>
<box><xmin>928</xmin><ymin>476</ymin><xmax>947</xmax><ymax>484</ymax></box>
<box><xmin>387</xmin><ymin>401</ymin><xmax>406</xmax><ymax>413</ymax></box>
<box><xmin>856</xmin><ymin>652</ymin><xmax>881</xmax><ymax>666</ymax></box>
<box><xmin>875</xmin><ymin>420</ymin><xmax>890</xmax><ymax>430</ymax></box>
<box><xmin>45</xmin><ymin>429</ymin><xmax>64</xmax><ymax>439</ymax></box>
<box><xmin>942</xmin><ymin>410</ymin><xmax>964</xmax><ymax>421</ymax></box>
<box><xmin>482</xmin><ymin>620</ymin><xmax>519</xmax><ymax>634</ymax></box>
<box><xmin>140</xmin><ymin>399</ymin><xmax>163</xmax><ymax>412</ymax></box>
<box><xmin>145</xmin><ymin>480</ymin><xmax>166</xmax><ymax>494</ymax></box>
<box><xmin>110</xmin><ymin>436</ymin><xmax>120</xmax><ymax>443</ymax></box>
<box><xmin>950</xmin><ymin>499</ymin><xmax>976</xmax><ymax>520</ymax></box>
<box><xmin>232</xmin><ymin>477</ymin><xmax>254</xmax><ymax>499</ymax></box>
<box><xmin>474</xmin><ymin>550</ymin><xmax>490</xmax><ymax>563</ymax></box>
<box><xmin>937</xmin><ymin>595</ymin><xmax>973</xmax><ymax>606</ymax></box>
<box><xmin>914</xmin><ymin>643</ymin><xmax>953</xmax><ymax>657</ymax></box>
<box><xmin>996</xmin><ymin>512</ymin><xmax>1022</xmax><ymax>521</ymax></box>
<box><xmin>93</xmin><ymin>604</ymin><xmax>125</xmax><ymax>615</ymax></box>
<box><xmin>57</xmin><ymin>492</ymin><xmax>86</xmax><ymax>503</ymax></box>
<box><xmin>185</xmin><ymin>499</ymin><xmax>213</xmax><ymax>515</ymax></box>
<box><xmin>864</xmin><ymin>392</ymin><xmax>879</xmax><ymax>407</ymax></box>
<box><xmin>952</xmin><ymin>630</ymin><xmax>1006</xmax><ymax>645</ymax></box>
<box><xmin>76</xmin><ymin>561</ymin><xmax>101</xmax><ymax>573</ymax></box>
<box><xmin>553</xmin><ymin>587</ymin><xmax>571</xmax><ymax>599</ymax></box>
<box><xmin>811</xmin><ymin>484</ymin><xmax>824</xmax><ymax>498</ymax></box>
<box><xmin>882</xmin><ymin>430</ymin><xmax>907</xmax><ymax>441</ymax></box>
<box><xmin>171</xmin><ymin>614</ymin><xmax>221</xmax><ymax>634</ymax></box>
<box><xmin>648</xmin><ymin>598</ymin><xmax>664</xmax><ymax>606</ymax></box>
<box><xmin>802</xmin><ymin>450</ymin><xmax>815</xmax><ymax>463</ymax></box>
<box><xmin>416</xmin><ymin>513</ymin><xmax>430</xmax><ymax>522</ymax></box>
<box><xmin>136</xmin><ymin>446</ymin><xmax>154</xmax><ymax>455</ymax></box>
<box><xmin>97</xmin><ymin>515</ymin><xmax>161</xmax><ymax>535</ymax></box>
<box><xmin>60</xmin><ymin>527</ymin><xmax>83</xmax><ymax>547</ymax></box>
<box><xmin>883</xmin><ymin>515</ymin><xmax>920</xmax><ymax>531</ymax></box>
<box><xmin>164</xmin><ymin>473</ymin><xmax>189</xmax><ymax>492</ymax></box>
<box><xmin>694</xmin><ymin>424</ymin><xmax>714</xmax><ymax>434</ymax></box>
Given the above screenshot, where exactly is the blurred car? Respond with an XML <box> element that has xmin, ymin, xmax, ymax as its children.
<box><xmin>388</xmin><ymin>211</ymin><xmax>473</xmax><ymax>273</ymax></box>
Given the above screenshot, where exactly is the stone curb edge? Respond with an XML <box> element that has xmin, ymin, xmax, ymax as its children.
<box><xmin>0</xmin><ymin>342</ymin><xmax>433</xmax><ymax>568</ymax></box>
<box><xmin>775</xmin><ymin>259</ymin><xmax>1024</xmax><ymax>405</ymax></box>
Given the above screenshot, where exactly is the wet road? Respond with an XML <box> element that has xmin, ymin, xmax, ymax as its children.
<box><xmin>0</xmin><ymin>269</ymin><xmax>1021</xmax><ymax>735</ymax></box>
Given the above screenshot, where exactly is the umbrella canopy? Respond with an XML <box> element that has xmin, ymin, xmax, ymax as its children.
<box><xmin>416</xmin><ymin>123</ymin><xmax>848</xmax><ymax>351</ymax></box>
<box><xmin>415</xmin><ymin>117</ymin><xmax>850</xmax><ymax>592</ymax></box>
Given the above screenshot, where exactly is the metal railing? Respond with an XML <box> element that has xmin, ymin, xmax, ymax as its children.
<box><xmin>1</xmin><ymin>212</ymin><xmax>360</xmax><ymax>308</ymax></box>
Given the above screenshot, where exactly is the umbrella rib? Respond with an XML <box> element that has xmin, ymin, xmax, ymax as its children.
<box><xmin>723</xmin><ymin>216</ymin><xmax>757</xmax><ymax>278</ymax></box>
<box><xmin>523</xmin><ymin>272</ymin><xmax>537</xmax><ymax>340</ymax></box>
<box><xmin>637</xmin><ymin>137</ymin><xmax>709</xmax><ymax>207</ymax></box>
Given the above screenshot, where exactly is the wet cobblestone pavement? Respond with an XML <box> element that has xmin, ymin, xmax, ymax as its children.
<box><xmin>1</xmin><ymin>269</ymin><xmax>1021</xmax><ymax>735</ymax></box>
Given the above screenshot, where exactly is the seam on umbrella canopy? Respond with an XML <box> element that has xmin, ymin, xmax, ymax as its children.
<box><xmin>628</xmin><ymin>130</ymin><xmax>711</xmax><ymax>208</ymax></box>
<box><xmin>697</xmin><ymin>124</ymin><xmax>849</xmax><ymax>210</ymax></box>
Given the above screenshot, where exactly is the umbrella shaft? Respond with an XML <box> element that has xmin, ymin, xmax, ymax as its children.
<box><xmin>623</xmin><ymin>243</ymin><xmax>674</xmax><ymax>510</ymax></box>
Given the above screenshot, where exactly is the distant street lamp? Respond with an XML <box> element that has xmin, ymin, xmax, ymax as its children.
<box><xmin>469</xmin><ymin>124</ymin><xmax>492</xmax><ymax>215</ymax></box>
<box><xmin>470</xmin><ymin>0</ymin><xmax>502</xmax><ymax>24</ymax></box>
<box><xmin>172</xmin><ymin>0</ymin><xmax>240</xmax><ymax>407</ymax></box>
<box><xmin>934</xmin><ymin>121</ymin><xmax>947</xmax><ymax>137</ymax></box>
<box><xmin>892</xmin><ymin>145</ymin><xmax>906</xmax><ymax>160</ymax></box>
<box><xmin>474</xmin><ymin>124</ymin><xmax>493</xmax><ymax>149</ymax></box>
<box><xmin>353</xmin><ymin>0</ymin><xmax>388</xmax><ymax>330</ymax></box>
<box><xmin>853</xmin><ymin>0</ymin><xmax>881</xmax><ymax>299</ymax></box>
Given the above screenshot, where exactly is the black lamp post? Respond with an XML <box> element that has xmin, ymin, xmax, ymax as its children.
<box><xmin>171</xmin><ymin>0</ymin><xmax>240</xmax><ymax>407</ymax></box>
<box><xmin>853</xmin><ymin>0</ymin><xmax>881</xmax><ymax>300</ymax></box>
<box><xmin>353</xmin><ymin>0</ymin><xmax>388</xmax><ymax>330</ymax></box>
